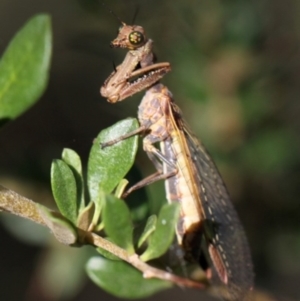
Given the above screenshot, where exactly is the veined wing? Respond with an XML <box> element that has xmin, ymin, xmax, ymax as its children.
<box><xmin>170</xmin><ymin>102</ymin><xmax>254</xmax><ymax>301</ymax></box>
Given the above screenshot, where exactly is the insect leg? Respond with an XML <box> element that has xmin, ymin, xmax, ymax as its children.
<box><xmin>101</xmin><ymin>125</ymin><xmax>146</xmax><ymax>148</ymax></box>
<box><xmin>122</xmin><ymin>170</ymin><xmax>175</xmax><ymax>198</ymax></box>
<box><xmin>122</xmin><ymin>140</ymin><xmax>177</xmax><ymax>198</ymax></box>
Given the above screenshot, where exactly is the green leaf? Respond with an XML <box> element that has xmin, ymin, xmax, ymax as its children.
<box><xmin>141</xmin><ymin>203</ymin><xmax>180</xmax><ymax>262</ymax></box>
<box><xmin>86</xmin><ymin>257</ymin><xmax>172</xmax><ymax>299</ymax></box>
<box><xmin>62</xmin><ymin>148</ymin><xmax>83</xmax><ymax>177</ymax></box>
<box><xmin>51</xmin><ymin>159</ymin><xmax>77</xmax><ymax>224</ymax></box>
<box><xmin>87</xmin><ymin>118</ymin><xmax>138</xmax><ymax>202</ymax></box>
<box><xmin>38</xmin><ymin>205</ymin><xmax>77</xmax><ymax>245</ymax></box>
<box><xmin>0</xmin><ymin>14</ymin><xmax>52</xmax><ymax>122</ymax></box>
<box><xmin>138</xmin><ymin>215</ymin><xmax>157</xmax><ymax>248</ymax></box>
<box><xmin>62</xmin><ymin>148</ymin><xmax>85</xmax><ymax>211</ymax></box>
<box><xmin>102</xmin><ymin>194</ymin><xmax>134</xmax><ymax>253</ymax></box>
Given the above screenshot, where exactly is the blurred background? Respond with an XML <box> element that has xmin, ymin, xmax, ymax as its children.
<box><xmin>0</xmin><ymin>0</ymin><xmax>299</xmax><ymax>300</ymax></box>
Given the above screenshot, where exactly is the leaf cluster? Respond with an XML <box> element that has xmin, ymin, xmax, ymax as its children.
<box><xmin>50</xmin><ymin>119</ymin><xmax>180</xmax><ymax>298</ymax></box>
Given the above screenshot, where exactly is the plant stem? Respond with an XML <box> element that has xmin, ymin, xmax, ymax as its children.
<box><xmin>0</xmin><ymin>184</ymin><xmax>205</xmax><ymax>289</ymax></box>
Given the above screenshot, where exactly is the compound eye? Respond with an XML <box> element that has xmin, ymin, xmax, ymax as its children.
<box><xmin>128</xmin><ymin>31</ymin><xmax>144</xmax><ymax>46</ymax></box>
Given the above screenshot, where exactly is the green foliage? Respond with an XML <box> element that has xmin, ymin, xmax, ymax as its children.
<box><xmin>0</xmin><ymin>14</ymin><xmax>52</xmax><ymax>124</ymax></box>
<box><xmin>51</xmin><ymin>159</ymin><xmax>78</xmax><ymax>225</ymax></box>
<box><xmin>62</xmin><ymin>148</ymin><xmax>85</xmax><ymax>211</ymax></box>
<box><xmin>87</xmin><ymin>118</ymin><xmax>139</xmax><ymax>201</ymax></box>
<box><xmin>49</xmin><ymin>119</ymin><xmax>181</xmax><ymax>298</ymax></box>
<box><xmin>86</xmin><ymin>257</ymin><xmax>172</xmax><ymax>299</ymax></box>
<box><xmin>51</xmin><ymin>119</ymin><xmax>139</xmax><ymax>230</ymax></box>
<box><xmin>140</xmin><ymin>203</ymin><xmax>180</xmax><ymax>261</ymax></box>
<box><xmin>102</xmin><ymin>194</ymin><xmax>134</xmax><ymax>253</ymax></box>
<box><xmin>87</xmin><ymin>118</ymin><xmax>139</xmax><ymax>230</ymax></box>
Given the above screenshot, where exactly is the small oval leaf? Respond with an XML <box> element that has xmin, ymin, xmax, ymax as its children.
<box><xmin>86</xmin><ymin>257</ymin><xmax>172</xmax><ymax>299</ymax></box>
<box><xmin>0</xmin><ymin>14</ymin><xmax>52</xmax><ymax>121</ymax></box>
<box><xmin>102</xmin><ymin>194</ymin><xmax>134</xmax><ymax>253</ymax></box>
<box><xmin>38</xmin><ymin>205</ymin><xmax>77</xmax><ymax>245</ymax></box>
<box><xmin>62</xmin><ymin>148</ymin><xmax>82</xmax><ymax>175</ymax></box>
<box><xmin>51</xmin><ymin>159</ymin><xmax>77</xmax><ymax>224</ymax></box>
<box><xmin>141</xmin><ymin>203</ymin><xmax>180</xmax><ymax>262</ymax></box>
<box><xmin>62</xmin><ymin>148</ymin><xmax>85</xmax><ymax>211</ymax></box>
<box><xmin>87</xmin><ymin>118</ymin><xmax>138</xmax><ymax>202</ymax></box>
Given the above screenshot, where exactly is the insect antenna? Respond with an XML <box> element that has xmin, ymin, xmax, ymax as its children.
<box><xmin>131</xmin><ymin>6</ymin><xmax>139</xmax><ymax>24</ymax></box>
<box><xmin>101</xmin><ymin>1</ymin><xmax>126</xmax><ymax>26</ymax></box>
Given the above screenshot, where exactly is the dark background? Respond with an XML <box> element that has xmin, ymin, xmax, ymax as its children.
<box><xmin>0</xmin><ymin>0</ymin><xmax>299</xmax><ymax>300</ymax></box>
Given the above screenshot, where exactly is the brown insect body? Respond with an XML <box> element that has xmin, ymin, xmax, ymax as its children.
<box><xmin>101</xmin><ymin>23</ymin><xmax>254</xmax><ymax>301</ymax></box>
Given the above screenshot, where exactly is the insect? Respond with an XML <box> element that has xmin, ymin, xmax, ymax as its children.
<box><xmin>100</xmin><ymin>18</ymin><xmax>254</xmax><ymax>301</ymax></box>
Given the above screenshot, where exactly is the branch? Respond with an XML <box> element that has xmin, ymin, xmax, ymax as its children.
<box><xmin>0</xmin><ymin>184</ymin><xmax>47</xmax><ymax>226</ymax></box>
<box><xmin>0</xmin><ymin>184</ymin><xmax>205</xmax><ymax>289</ymax></box>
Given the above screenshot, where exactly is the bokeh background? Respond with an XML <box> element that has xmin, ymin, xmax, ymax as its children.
<box><xmin>0</xmin><ymin>0</ymin><xmax>299</xmax><ymax>300</ymax></box>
